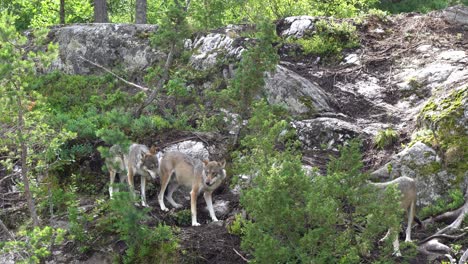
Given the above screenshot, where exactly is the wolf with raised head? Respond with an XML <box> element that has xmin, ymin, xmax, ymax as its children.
<box><xmin>158</xmin><ymin>151</ymin><xmax>226</xmax><ymax>226</ymax></box>
<box><xmin>105</xmin><ymin>143</ymin><xmax>162</xmax><ymax>207</ymax></box>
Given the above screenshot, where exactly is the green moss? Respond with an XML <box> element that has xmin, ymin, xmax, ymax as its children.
<box><xmin>412</xmin><ymin>87</ymin><xmax>467</xmax><ymax>180</ymax></box>
<box><xmin>419</xmin><ymin>161</ymin><xmax>442</xmax><ymax>176</ymax></box>
<box><xmin>419</xmin><ymin>87</ymin><xmax>466</xmax><ymax>123</ymax></box>
<box><xmin>374</xmin><ymin>128</ymin><xmax>398</xmax><ymax>150</ymax></box>
<box><xmin>298</xmin><ymin>96</ymin><xmax>318</xmax><ymax>117</ymax></box>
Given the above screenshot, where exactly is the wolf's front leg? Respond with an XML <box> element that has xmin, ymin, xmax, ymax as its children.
<box><xmin>141</xmin><ymin>176</ymin><xmax>149</xmax><ymax>207</ymax></box>
<box><xmin>203</xmin><ymin>191</ymin><xmax>218</xmax><ymax>222</ymax></box>
<box><xmin>191</xmin><ymin>189</ymin><xmax>200</xmax><ymax>226</ymax></box>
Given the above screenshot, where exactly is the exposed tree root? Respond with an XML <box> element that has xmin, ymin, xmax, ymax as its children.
<box><xmin>418</xmin><ymin>189</ymin><xmax>468</xmax><ymax>263</ymax></box>
<box><xmin>459</xmin><ymin>248</ymin><xmax>468</xmax><ymax>264</ymax></box>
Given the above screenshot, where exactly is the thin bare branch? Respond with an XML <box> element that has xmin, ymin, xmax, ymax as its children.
<box><xmin>78</xmin><ymin>55</ymin><xmax>149</xmax><ymax>92</ymax></box>
<box><xmin>233</xmin><ymin>248</ymin><xmax>250</xmax><ymax>262</ymax></box>
<box><xmin>0</xmin><ymin>172</ymin><xmax>19</xmax><ymax>185</ymax></box>
<box><xmin>134</xmin><ymin>43</ymin><xmax>175</xmax><ymax>117</ymax></box>
<box><xmin>0</xmin><ymin>218</ymin><xmax>14</xmax><ymax>240</ymax></box>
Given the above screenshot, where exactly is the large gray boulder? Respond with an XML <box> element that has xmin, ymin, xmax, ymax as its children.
<box><xmin>292</xmin><ymin>117</ymin><xmax>391</xmax><ymax>151</ymax></box>
<box><xmin>49</xmin><ymin>24</ymin><xmax>164</xmax><ymax>75</ymax></box>
<box><xmin>442</xmin><ymin>5</ymin><xmax>468</xmax><ymax>26</ymax></box>
<box><xmin>371</xmin><ymin>142</ymin><xmax>457</xmax><ymax>207</ymax></box>
<box><xmin>264</xmin><ymin>65</ymin><xmax>333</xmax><ymax>115</ymax></box>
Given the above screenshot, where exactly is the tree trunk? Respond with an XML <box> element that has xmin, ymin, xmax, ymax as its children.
<box><xmin>94</xmin><ymin>0</ymin><xmax>109</xmax><ymax>23</ymax></box>
<box><xmin>135</xmin><ymin>0</ymin><xmax>147</xmax><ymax>24</ymax></box>
<box><xmin>17</xmin><ymin>96</ymin><xmax>40</xmax><ymax>227</ymax></box>
<box><xmin>60</xmin><ymin>0</ymin><xmax>65</xmax><ymax>24</ymax></box>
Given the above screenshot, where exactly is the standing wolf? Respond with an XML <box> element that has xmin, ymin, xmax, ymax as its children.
<box><xmin>158</xmin><ymin>151</ymin><xmax>226</xmax><ymax>226</ymax></box>
<box><xmin>105</xmin><ymin>144</ymin><xmax>161</xmax><ymax>207</ymax></box>
<box><xmin>369</xmin><ymin>176</ymin><xmax>422</xmax><ymax>256</ymax></box>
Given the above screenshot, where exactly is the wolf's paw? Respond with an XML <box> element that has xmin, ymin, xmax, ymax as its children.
<box><xmin>392</xmin><ymin>251</ymin><xmax>402</xmax><ymax>257</ymax></box>
<box><xmin>142</xmin><ymin>203</ymin><xmax>150</xmax><ymax>208</ymax></box>
<box><xmin>192</xmin><ymin>222</ymin><xmax>201</xmax><ymax>227</ymax></box>
<box><xmin>161</xmin><ymin>207</ymin><xmax>169</xmax><ymax>212</ymax></box>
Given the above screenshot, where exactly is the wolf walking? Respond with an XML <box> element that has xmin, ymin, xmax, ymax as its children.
<box><xmin>105</xmin><ymin>143</ymin><xmax>161</xmax><ymax>207</ymax></box>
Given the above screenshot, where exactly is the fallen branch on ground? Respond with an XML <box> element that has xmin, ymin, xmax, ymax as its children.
<box><xmin>78</xmin><ymin>55</ymin><xmax>149</xmax><ymax>92</ymax></box>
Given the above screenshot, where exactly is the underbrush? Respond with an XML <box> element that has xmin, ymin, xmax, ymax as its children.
<box><xmin>377</xmin><ymin>0</ymin><xmax>468</xmax><ymax>14</ymax></box>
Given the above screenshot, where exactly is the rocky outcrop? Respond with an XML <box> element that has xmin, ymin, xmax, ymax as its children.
<box><xmin>264</xmin><ymin>65</ymin><xmax>333</xmax><ymax>115</ymax></box>
<box><xmin>370</xmin><ymin>142</ymin><xmax>457</xmax><ymax>207</ymax></box>
<box><xmin>188</xmin><ymin>28</ymin><xmax>245</xmax><ymax>71</ymax></box>
<box><xmin>442</xmin><ymin>5</ymin><xmax>468</xmax><ymax>26</ymax></box>
<box><xmin>49</xmin><ymin>24</ymin><xmax>164</xmax><ymax>75</ymax></box>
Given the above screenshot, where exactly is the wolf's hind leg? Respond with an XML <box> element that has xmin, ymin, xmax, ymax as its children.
<box><xmin>109</xmin><ymin>169</ymin><xmax>116</xmax><ymax>198</ymax></box>
<box><xmin>166</xmin><ymin>182</ymin><xmax>182</xmax><ymax>208</ymax></box>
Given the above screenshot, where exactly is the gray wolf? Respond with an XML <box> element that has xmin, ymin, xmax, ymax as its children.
<box><xmin>105</xmin><ymin>143</ymin><xmax>162</xmax><ymax>207</ymax></box>
<box><xmin>158</xmin><ymin>151</ymin><xmax>226</xmax><ymax>226</ymax></box>
<box><xmin>369</xmin><ymin>176</ymin><xmax>422</xmax><ymax>256</ymax></box>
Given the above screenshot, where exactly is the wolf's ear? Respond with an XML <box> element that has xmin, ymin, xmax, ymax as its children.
<box><xmin>149</xmin><ymin>145</ymin><xmax>158</xmax><ymax>155</ymax></box>
<box><xmin>219</xmin><ymin>159</ymin><xmax>226</xmax><ymax>168</ymax></box>
<box><xmin>202</xmin><ymin>159</ymin><xmax>209</xmax><ymax>166</ymax></box>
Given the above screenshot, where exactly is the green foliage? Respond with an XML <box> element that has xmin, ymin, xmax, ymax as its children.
<box><xmin>295</xmin><ymin>20</ymin><xmax>360</xmax><ymax>61</ymax></box>
<box><xmin>219</xmin><ymin>20</ymin><xmax>279</xmax><ymax>118</ymax></box>
<box><xmin>1</xmin><ymin>0</ymin><xmax>92</xmax><ymax>31</ymax></box>
<box><xmin>0</xmin><ymin>226</ymin><xmax>66</xmax><ymax>264</ymax></box>
<box><xmin>189</xmin><ymin>0</ymin><xmax>233</xmax><ymax>29</ymax></box>
<box><xmin>218</xmin><ymin>0</ymin><xmax>379</xmax><ymax>22</ymax></box>
<box><xmin>416</xmin><ymin>87</ymin><xmax>468</xmax><ymax>180</ymax></box>
<box><xmin>228</xmin><ymin>214</ymin><xmax>247</xmax><ymax>236</ymax></box>
<box><xmin>36</xmin><ymin>175</ymin><xmax>78</xmax><ymax>216</ymax></box>
<box><xmin>377</xmin><ymin>0</ymin><xmax>468</xmax><ymax>14</ymax></box>
<box><xmin>172</xmin><ymin>210</ymin><xmax>192</xmax><ymax>226</ymax></box>
<box><xmin>108</xmin><ymin>191</ymin><xmax>179</xmax><ymax>263</ymax></box>
<box><xmin>150</xmin><ymin>0</ymin><xmax>191</xmax><ymax>50</ymax></box>
<box><xmin>237</xmin><ymin>118</ymin><xmax>402</xmax><ymax>263</ymax></box>
<box><xmin>420</xmin><ymin>189</ymin><xmax>465</xmax><ymax>219</ymax></box>
<box><xmin>374</xmin><ymin>128</ymin><xmax>399</xmax><ymax>149</ymax></box>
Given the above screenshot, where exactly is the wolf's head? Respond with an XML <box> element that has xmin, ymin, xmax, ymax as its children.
<box><xmin>141</xmin><ymin>146</ymin><xmax>160</xmax><ymax>180</ymax></box>
<box><xmin>202</xmin><ymin>159</ymin><xmax>226</xmax><ymax>186</ymax></box>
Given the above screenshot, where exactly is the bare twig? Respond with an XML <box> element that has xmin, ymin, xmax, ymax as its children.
<box><xmin>78</xmin><ymin>55</ymin><xmax>149</xmax><ymax>92</ymax></box>
<box><xmin>134</xmin><ymin>43</ymin><xmax>176</xmax><ymax>117</ymax></box>
<box><xmin>233</xmin><ymin>248</ymin><xmax>250</xmax><ymax>262</ymax></box>
<box><xmin>0</xmin><ymin>173</ymin><xmax>19</xmax><ymax>185</ymax></box>
<box><xmin>0</xmin><ymin>217</ymin><xmax>14</xmax><ymax>240</ymax></box>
